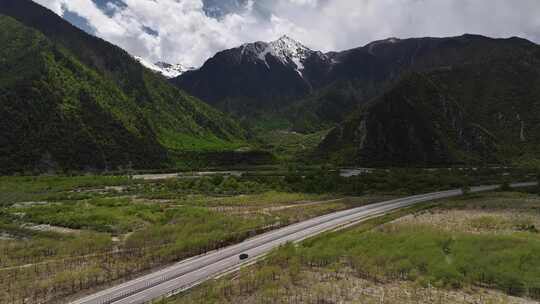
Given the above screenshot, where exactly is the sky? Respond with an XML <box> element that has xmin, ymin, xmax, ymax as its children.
<box><xmin>33</xmin><ymin>0</ymin><xmax>540</xmax><ymax>67</ymax></box>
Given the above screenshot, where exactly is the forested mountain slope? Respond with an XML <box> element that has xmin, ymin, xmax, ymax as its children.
<box><xmin>0</xmin><ymin>0</ymin><xmax>248</xmax><ymax>173</ymax></box>
<box><xmin>174</xmin><ymin>35</ymin><xmax>540</xmax><ymax>137</ymax></box>
<box><xmin>319</xmin><ymin>48</ymin><xmax>540</xmax><ymax>165</ymax></box>
<box><xmin>174</xmin><ymin>31</ymin><xmax>540</xmax><ymax>165</ymax></box>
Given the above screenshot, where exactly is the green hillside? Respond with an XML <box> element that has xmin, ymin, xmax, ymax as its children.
<box><xmin>0</xmin><ymin>9</ymin><xmax>248</xmax><ymax>173</ymax></box>
<box><xmin>320</xmin><ymin>62</ymin><xmax>540</xmax><ymax>165</ymax></box>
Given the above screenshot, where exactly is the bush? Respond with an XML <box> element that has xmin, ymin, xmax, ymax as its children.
<box><xmin>461</xmin><ymin>184</ymin><xmax>471</xmax><ymax>196</ymax></box>
<box><xmin>290</xmin><ymin>223</ymin><xmax>540</xmax><ymax>297</ymax></box>
<box><xmin>210</xmin><ymin>175</ymin><xmax>224</xmax><ymax>186</ymax></box>
<box><xmin>221</xmin><ymin>177</ymin><xmax>239</xmax><ymax>192</ymax></box>
<box><xmin>536</xmin><ymin>172</ymin><xmax>540</xmax><ymax>194</ymax></box>
<box><xmin>500</xmin><ymin>179</ymin><xmax>512</xmax><ymax>191</ymax></box>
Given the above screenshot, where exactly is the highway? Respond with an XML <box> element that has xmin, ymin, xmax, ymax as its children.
<box><xmin>71</xmin><ymin>182</ymin><xmax>537</xmax><ymax>304</ymax></box>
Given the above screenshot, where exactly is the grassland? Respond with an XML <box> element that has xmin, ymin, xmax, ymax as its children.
<box><xmin>257</xmin><ymin>129</ymin><xmax>331</xmax><ymax>161</ymax></box>
<box><xmin>0</xmin><ymin>173</ymin><xmax>386</xmax><ymax>304</ymax></box>
<box><xmin>0</xmin><ymin>168</ymin><xmax>537</xmax><ymax>303</ymax></box>
<box><xmin>166</xmin><ymin>190</ymin><xmax>540</xmax><ymax>304</ymax></box>
<box><xmin>0</xmin><ymin>175</ymin><xmax>130</xmax><ymax>207</ymax></box>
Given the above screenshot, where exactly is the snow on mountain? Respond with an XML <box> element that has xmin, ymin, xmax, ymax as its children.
<box><xmin>154</xmin><ymin>62</ymin><xmax>195</xmax><ymax>78</ymax></box>
<box><xmin>134</xmin><ymin>56</ymin><xmax>193</xmax><ymax>78</ymax></box>
<box><xmin>241</xmin><ymin>35</ymin><xmax>316</xmax><ymax>76</ymax></box>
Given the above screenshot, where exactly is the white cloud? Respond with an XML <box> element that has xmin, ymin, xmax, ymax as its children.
<box><xmin>33</xmin><ymin>0</ymin><xmax>63</xmax><ymax>14</ymax></box>
<box><xmin>286</xmin><ymin>0</ymin><xmax>318</xmax><ymax>7</ymax></box>
<box><xmin>267</xmin><ymin>0</ymin><xmax>540</xmax><ymax>53</ymax></box>
<box><xmin>33</xmin><ymin>0</ymin><xmax>540</xmax><ymax>67</ymax></box>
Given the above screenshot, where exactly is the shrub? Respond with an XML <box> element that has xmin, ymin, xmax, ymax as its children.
<box><xmin>210</xmin><ymin>175</ymin><xmax>224</xmax><ymax>186</ymax></box>
<box><xmin>536</xmin><ymin>172</ymin><xmax>540</xmax><ymax>194</ymax></box>
<box><xmin>461</xmin><ymin>184</ymin><xmax>471</xmax><ymax>196</ymax></box>
<box><xmin>500</xmin><ymin>179</ymin><xmax>512</xmax><ymax>191</ymax></box>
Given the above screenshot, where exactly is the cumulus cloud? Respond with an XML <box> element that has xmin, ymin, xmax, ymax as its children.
<box><xmin>32</xmin><ymin>0</ymin><xmax>540</xmax><ymax>67</ymax></box>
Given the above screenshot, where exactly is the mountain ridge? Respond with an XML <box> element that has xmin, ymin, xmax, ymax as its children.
<box><xmin>3</xmin><ymin>0</ymin><xmax>540</xmax><ymax>169</ymax></box>
<box><xmin>173</xmin><ymin>35</ymin><xmax>332</xmax><ymax>112</ymax></box>
<box><xmin>318</xmin><ymin>43</ymin><xmax>540</xmax><ymax>165</ymax></box>
<box><xmin>174</xmin><ymin>33</ymin><xmax>539</xmax><ymax>121</ymax></box>
<box><xmin>0</xmin><ymin>0</ymin><xmax>253</xmax><ymax>173</ymax></box>
<box><xmin>174</xmin><ymin>32</ymin><xmax>540</xmax><ymax>165</ymax></box>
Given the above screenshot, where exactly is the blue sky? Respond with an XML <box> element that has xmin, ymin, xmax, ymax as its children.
<box><xmin>34</xmin><ymin>0</ymin><xmax>540</xmax><ymax>67</ymax></box>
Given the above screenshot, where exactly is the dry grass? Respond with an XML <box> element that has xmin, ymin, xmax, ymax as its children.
<box><xmin>393</xmin><ymin>209</ymin><xmax>540</xmax><ymax>235</ymax></box>
<box><xmin>177</xmin><ymin>266</ymin><xmax>537</xmax><ymax>304</ymax></box>
<box><xmin>390</xmin><ymin>192</ymin><xmax>540</xmax><ymax>236</ymax></box>
<box><xmin>169</xmin><ymin>191</ymin><xmax>540</xmax><ymax>304</ymax></box>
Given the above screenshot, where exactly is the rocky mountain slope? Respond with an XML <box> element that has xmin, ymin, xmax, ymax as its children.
<box><xmin>0</xmin><ymin>0</ymin><xmax>248</xmax><ymax>174</ymax></box>
<box><xmin>288</xmin><ymin>34</ymin><xmax>540</xmax><ymax>133</ymax></box>
<box><xmin>175</xmin><ymin>33</ymin><xmax>540</xmax><ymax>165</ymax></box>
<box><xmin>173</xmin><ymin>35</ymin><xmax>332</xmax><ymax>114</ymax></box>
<box><xmin>319</xmin><ymin>40</ymin><xmax>540</xmax><ymax>165</ymax></box>
<box><xmin>3</xmin><ymin>0</ymin><xmax>539</xmax><ymax>168</ymax></box>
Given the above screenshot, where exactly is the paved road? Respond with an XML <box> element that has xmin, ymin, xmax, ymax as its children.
<box><xmin>71</xmin><ymin>182</ymin><xmax>537</xmax><ymax>304</ymax></box>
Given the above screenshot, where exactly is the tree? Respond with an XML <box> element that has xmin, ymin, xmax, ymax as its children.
<box><xmin>461</xmin><ymin>184</ymin><xmax>471</xmax><ymax>196</ymax></box>
<box><xmin>210</xmin><ymin>174</ymin><xmax>224</xmax><ymax>186</ymax></box>
<box><xmin>221</xmin><ymin>176</ymin><xmax>239</xmax><ymax>193</ymax></box>
<box><xmin>536</xmin><ymin>172</ymin><xmax>540</xmax><ymax>194</ymax></box>
<box><xmin>500</xmin><ymin>178</ymin><xmax>512</xmax><ymax>192</ymax></box>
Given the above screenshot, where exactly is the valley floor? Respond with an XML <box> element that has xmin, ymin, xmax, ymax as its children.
<box><xmin>0</xmin><ymin>174</ymin><xmax>387</xmax><ymax>304</ymax></box>
<box><xmin>0</xmin><ymin>168</ymin><xmax>537</xmax><ymax>304</ymax></box>
<box><xmin>165</xmin><ymin>191</ymin><xmax>540</xmax><ymax>304</ymax></box>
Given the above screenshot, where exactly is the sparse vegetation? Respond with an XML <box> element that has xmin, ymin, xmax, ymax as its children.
<box><xmin>256</xmin><ymin>129</ymin><xmax>331</xmax><ymax>161</ymax></box>
<box><xmin>0</xmin><ymin>12</ymin><xmax>248</xmax><ymax>175</ymax></box>
<box><xmin>2</xmin><ymin>2</ymin><xmax>540</xmax><ymax>304</ymax></box>
<box><xmin>0</xmin><ymin>173</ymin><xmax>372</xmax><ymax>303</ymax></box>
<box><xmin>0</xmin><ymin>167</ymin><xmax>536</xmax><ymax>303</ymax></box>
<box><xmin>165</xmin><ymin>191</ymin><xmax>540</xmax><ymax>304</ymax></box>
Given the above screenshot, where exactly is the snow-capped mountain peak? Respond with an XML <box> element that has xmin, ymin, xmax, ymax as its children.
<box><xmin>134</xmin><ymin>56</ymin><xmax>194</xmax><ymax>78</ymax></box>
<box><xmin>269</xmin><ymin>35</ymin><xmax>313</xmax><ymax>75</ymax></box>
<box><xmin>242</xmin><ymin>35</ymin><xmax>314</xmax><ymax>76</ymax></box>
<box><xmin>269</xmin><ymin>35</ymin><xmax>311</xmax><ymax>59</ymax></box>
<box><xmin>154</xmin><ymin>62</ymin><xmax>194</xmax><ymax>78</ymax></box>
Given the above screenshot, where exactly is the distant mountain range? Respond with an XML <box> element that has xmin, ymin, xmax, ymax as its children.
<box><xmin>173</xmin><ymin>35</ymin><xmax>332</xmax><ymax>112</ymax></box>
<box><xmin>2</xmin><ymin>0</ymin><xmax>540</xmax><ymax>170</ymax></box>
<box><xmin>173</xmin><ymin>34</ymin><xmax>540</xmax><ymax>165</ymax></box>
